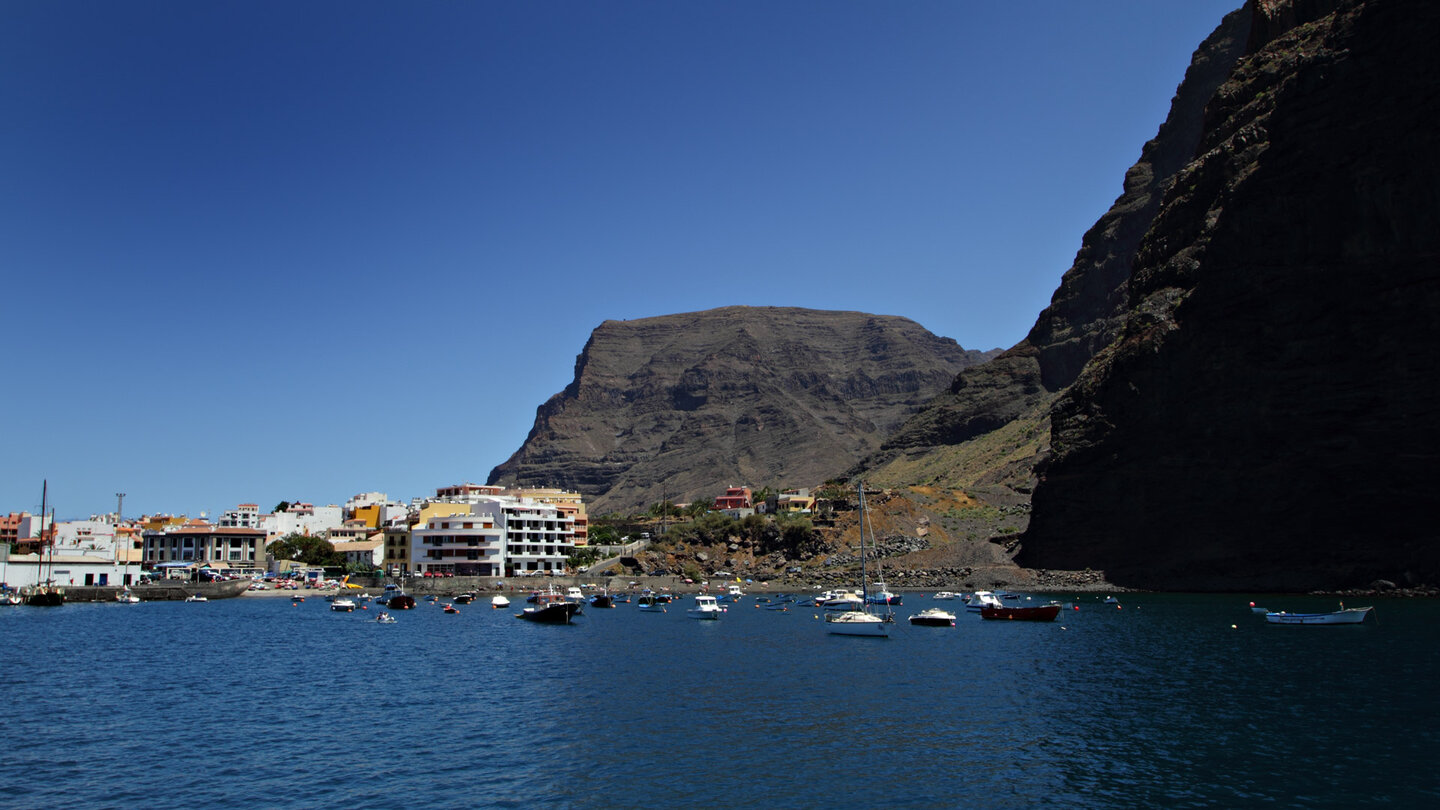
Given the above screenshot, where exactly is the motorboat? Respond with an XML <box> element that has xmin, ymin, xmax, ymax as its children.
<box><xmin>818</xmin><ymin>590</ymin><xmax>865</xmax><ymax>612</ymax></box>
<box><xmin>453</xmin><ymin>592</ymin><xmax>475</xmax><ymax>605</ymax></box>
<box><xmin>185</xmin><ymin>593</ymin><xmax>208</xmax><ymax>603</ymax></box>
<box><xmin>825</xmin><ymin>609</ymin><xmax>889</xmax><ymax>636</ymax></box>
<box><xmin>565</xmin><ymin>586</ymin><xmax>585</xmax><ymax>603</ymax></box>
<box><xmin>375</xmin><ymin>611</ymin><xmax>397</xmax><ymax>624</ymax></box>
<box><xmin>726</xmin><ymin>584</ymin><xmax>745</xmax><ymax>599</ymax></box>
<box><xmin>932</xmin><ymin>591</ymin><xmax>961</xmax><ymax>601</ymax></box>
<box><xmin>866</xmin><ymin>583</ymin><xmax>902</xmax><ymax>606</ymax></box>
<box><xmin>1249</xmin><ymin>601</ymin><xmax>1268</xmax><ymax>614</ymax></box>
<box><xmin>965</xmin><ymin>591</ymin><xmax>1004</xmax><ymax>612</ymax></box>
<box><xmin>516</xmin><ymin>587</ymin><xmax>580</xmax><ymax>624</ymax></box>
<box><xmin>331</xmin><ymin>597</ymin><xmax>357</xmax><ymax>612</ymax></box>
<box><xmin>115</xmin><ymin>590</ymin><xmax>140</xmax><ymax>604</ymax></box>
<box><xmin>491</xmin><ymin>595</ymin><xmax>511</xmax><ymax>609</ymax></box>
<box><xmin>290</xmin><ymin>594</ymin><xmax>305</xmax><ymax>604</ymax></box>
<box><xmin>1103</xmin><ymin>595</ymin><xmax>1121</xmax><ymax>604</ymax></box>
<box><xmin>687</xmin><ymin>594</ymin><xmax>724</xmax><ymax>620</ymax></box>
<box><xmin>908</xmin><ymin>607</ymin><xmax>957</xmax><ymax>627</ymax></box>
<box><xmin>442</xmin><ymin>603</ymin><xmax>459</xmax><ymax>614</ymax></box>
<box><xmin>638</xmin><ymin>594</ymin><xmax>665</xmax><ymax>612</ymax></box>
<box><xmin>589</xmin><ymin>589</ymin><xmax>615</xmax><ymax>608</ymax></box>
<box><xmin>981</xmin><ymin>604</ymin><xmax>1061</xmax><ymax>622</ymax></box>
<box><xmin>388</xmin><ymin>593</ymin><xmax>416</xmax><ymax>610</ymax></box>
<box><xmin>1265</xmin><ymin>606</ymin><xmax>1374</xmax><ymax>625</ymax></box>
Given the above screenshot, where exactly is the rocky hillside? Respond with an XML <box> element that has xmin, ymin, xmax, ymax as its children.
<box><xmin>488</xmin><ymin>307</ymin><xmax>997</xmax><ymax>513</ymax></box>
<box><xmin>858</xmin><ymin>6</ymin><xmax>1253</xmax><ymax>499</ymax></box>
<box><xmin>1018</xmin><ymin>0</ymin><xmax>1440</xmax><ymax>590</ymax></box>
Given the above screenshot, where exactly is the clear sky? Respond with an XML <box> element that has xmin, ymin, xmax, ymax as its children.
<box><xmin>2</xmin><ymin>0</ymin><xmax>1240</xmax><ymax>520</ymax></box>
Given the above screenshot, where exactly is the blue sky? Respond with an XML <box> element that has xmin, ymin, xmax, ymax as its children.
<box><xmin>2</xmin><ymin>0</ymin><xmax>1240</xmax><ymax>519</ymax></box>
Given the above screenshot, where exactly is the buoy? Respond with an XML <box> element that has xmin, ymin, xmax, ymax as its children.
<box><xmin>1231</xmin><ymin>624</ymin><xmax>1237</xmax><ymax>629</ymax></box>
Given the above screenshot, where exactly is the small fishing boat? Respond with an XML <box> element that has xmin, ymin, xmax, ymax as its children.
<box><xmin>375</xmin><ymin>611</ymin><xmax>396</xmax><ymax>624</ymax></box>
<box><xmin>442</xmin><ymin>603</ymin><xmax>459</xmax><ymax>614</ymax></box>
<box><xmin>565</xmin><ymin>586</ymin><xmax>585</xmax><ymax>603</ymax></box>
<box><xmin>980</xmin><ymin>604</ymin><xmax>1061</xmax><ymax>622</ymax></box>
<box><xmin>687</xmin><ymin>594</ymin><xmax>724</xmax><ymax>620</ymax></box>
<box><xmin>331</xmin><ymin>597</ymin><xmax>357</xmax><ymax>612</ymax></box>
<box><xmin>291</xmin><ymin>594</ymin><xmax>305</xmax><ymax>604</ymax></box>
<box><xmin>1265</xmin><ymin>606</ymin><xmax>1374</xmax><ymax>625</ymax></box>
<box><xmin>491</xmin><ymin>595</ymin><xmax>511</xmax><ymax>609</ymax></box>
<box><xmin>932</xmin><ymin>591</ymin><xmax>961</xmax><ymax>601</ymax></box>
<box><xmin>1103</xmin><ymin>596</ymin><xmax>1121</xmax><ymax>605</ymax></box>
<box><xmin>866</xmin><ymin>583</ymin><xmax>902</xmax><ymax>606</ymax></box>
<box><xmin>909</xmin><ymin>607</ymin><xmax>957</xmax><ymax>627</ymax></box>
<box><xmin>115</xmin><ymin>590</ymin><xmax>140</xmax><ymax>604</ymax></box>
<box><xmin>589</xmin><ymin>589</ymin><xmax>615</xmax><ymax>608</ymax></box>
<box><xmin>638</xmin><ymin>594</ymin><xmax>665</xmax><ymax>612</ymax></box>
<box><xmin>185</xmin><ymin>593</ymin><xmax>208</xmax><ymax>603</ymax></box>
<box><xmin>453</xmin><ymin>592</ymin><xmax>475</xmax><ymax>605</ymax></box>
<box><xmin>516</xmin><ymin>587</ymin><xmax>579</xmax><ymax>624</ymax></box>
<box><xmin>1249</xmin><ymin>601</ymin><xmax>1268</xmax><ymax>614</ymax></box>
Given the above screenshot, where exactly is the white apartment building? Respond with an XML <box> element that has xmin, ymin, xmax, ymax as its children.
<box><xmin>408</xmin><ymin>490</ymin><xmax>577</xmax><ymax>577</ymax></box>
<box><xmin>218</xmin><ymin>503</ymin><xmax>262</xmax><ymax>528</ymax></box>
<box><xmin>411</xmin><ymin>510</ymin><xmax>505</xmax><ymax>577</ymax></box>
<box><xmin>259</xmin><ymin>504</ymin><xmax>344</xmax><ymax>540</ymax></box>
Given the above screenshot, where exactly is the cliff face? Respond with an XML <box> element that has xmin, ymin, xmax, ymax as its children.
<box><xmin>863</xmin><ymin>8</ymin><xmax>1252</xmax><ymax>493</ymax></box>
<box><xmin>488</xmin><ymin>306</ymin><xmax>994</xmax><ymax>513</ymax></box>
<box><xmin>1019</xmin><ymin>0</ymin><xmax>1440</xmax><ymax>590</ymax></box>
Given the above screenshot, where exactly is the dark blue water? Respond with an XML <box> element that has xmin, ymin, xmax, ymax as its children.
<box><xmin>2</xmin><ymin>592</ymin><xmax>1437</xmax><ymax>808</ymax></box>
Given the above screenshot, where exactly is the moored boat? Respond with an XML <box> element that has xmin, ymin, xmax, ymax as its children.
<box><xmin>491</xmin><ymin>595</ymin><xmax>511</xmax><ymax>609</ymax></box>
<box><xmin>980</xmin><ymin>604</ymin><xmax>1061</xmax><ymax>622</ymax></box>
<box><xmin>908</xmin><ymin>607</ymin><xmax>957</xmax><ymax>627</ymax></box>
<box><xmin>687</xmin><ymin>594</ymin><xmax>724</xmax><ymax>620</ymax></box>
<box><xmin>1265</xmin><ymin>606</ymin><xmax>1374</xmax><ymax>625</ymax></box>
<box><xmin>453</xmin><ymin>592</ymin><xmax>475</xmax><ymax>605</ymax></box>
<box><xmin>388</xmin><ymin>593</ymin><xmax>416</xmax><ymax>610</ymax></box>
<box><xmin>184</xmin><ymin>593</ymin><xmax>208</xmax><ymax>603</ymax></box>
<box><xmin>331</xmin><ymin>597</ymin><xmax>357</xmax><ymax>612</ymax></box>
<box><xmin>516</xmin><ymin>587</ymin><xmax>579</xmax><ymax>623</ymax></box>
<box><xmin>826</xmin><ymin>483</ymin><xmax>891</xmax><ymax>638</ymax></box>
<box><xmin>442</xmin><ymin>603</ymin><xmax>459</xmax><ymax>614</ymax></box>
<box><xmin>589</xmin><ymin>589</ymin><xmax>615</xmax><ymax>608</ymax></box>
<box><xmin>965</xmin><ymin>591</ymin><xmax>1004</xmax><ymax>612</ymax></box>
<box><xmin>638</xmin><ymin>594</ymin><xmax>665</xmax><ymax>612</ymax></box>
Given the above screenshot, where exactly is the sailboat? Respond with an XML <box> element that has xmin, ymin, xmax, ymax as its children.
<box><xmin>825</xmin><ymin>483</ymin><xmax>889</xmax><ymax>637</ymax></box>
<box><xmin>24</xmin><ymin>481</ymin><xmax>64</xmax><ymax>607</ymax></box>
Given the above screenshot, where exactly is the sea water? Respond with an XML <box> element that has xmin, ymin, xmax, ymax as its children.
<box><xmin>2</xmin><ymin>592</ymin><xmax>1437</xmax><ymax>808</ymax></box>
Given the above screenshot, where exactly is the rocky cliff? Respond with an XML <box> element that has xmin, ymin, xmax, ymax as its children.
<box><xmin>1018</xmin><ymin>0</ymin><xmax>1440</xmax><ymax>590</ymax></box>
<box><xmin>860</xmin><ymin>7</ymin><xmax>1253</xmax><ymax>497</ymax></box>
<box><xmin>488</xmin><ymin>307</ymin><xmax>995</xmax><ymax>513</ymax></box>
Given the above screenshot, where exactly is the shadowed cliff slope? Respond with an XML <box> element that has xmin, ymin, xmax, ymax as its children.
<box><xmin>860</xmin><ymin>7</ymin><xmax>1253</xmax><ymax>497</ymax></box>
<box><xmin>488</xmin><ymin>307</ymin><xmax>996</xmax><ymax>513</ymax></box>
<box><xmin>1018</xmin><ymin>0</ymin><xmax>1440</xmax><ymax>590</ymax></box>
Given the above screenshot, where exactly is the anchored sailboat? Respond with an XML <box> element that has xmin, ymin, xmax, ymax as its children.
<box><xmin>826</xmin><ymin>482</ymin><xmax>889</xmax><ymax>637</ymax></box>
<box><xmin>24</xmin><ymin>481</ymin><xmax>64</xmax><ymax>607</ymax></box>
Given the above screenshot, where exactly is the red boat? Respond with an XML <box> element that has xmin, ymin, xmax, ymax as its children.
<box><xmin>980</xmin><ymin>604</ymin><xmax>1061</xmax><ymax>622</ymax></box>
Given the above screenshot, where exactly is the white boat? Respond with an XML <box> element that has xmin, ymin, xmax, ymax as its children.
<box><xmin>375</xmin><ymin>611</ymin><xmax>397</xmax><ymax>624</ymax></box>
<box><xmin>331</xmin><ymin>597</ymin><xmax>357</xmax><ymax>612</ymax></box>
<box><xmin>1248</xmin><ymin>601</ymin><xmax>1268</xmax><ymax>614</ymax></box>
<box><xmin>932</xmin><ymin>591</ymin><xmax>961</xmax><ymax>601</ymax></box>
<box><xmin>826</xmin><ymin>483</ymin><xmax>891</xmax><ymax>638</ymax></box>
<box><xmin>965</xmin><ymin>591</ymin><xmax>1003</xmax><ymax>612</ymax></box>
<box><xmin>1104</xmin><ymin>595</ymin><xmax>1121</xmax><ymax>604</ymax></box>
<box><xmin>565</xmin><ymin>586</ymin><xmax>585</xmax><ymax>603</ymax></box>
<box><xmin>491</xmin><ymin>595</ymin><xmax>511</xmax><ymax>609</ymax></box>
<box><xmin>1265</xmin><ymin>606</ymin><xmax>1374</xmax><ymax>625</ymax></box>
<box><xmin>687</xmin><ymin>594</ymin><xmax>724</xmax><ymax>620</ymax></box>
<box><xmin>866</xmin><ymin>582</ymin><xmax>902</xmax><ymax>605</ymax></box>
<box><xmin>908</xmin><ymin>607</ymin><xmax>957</xmax><ymax>627</ymax></box>
<box><xmin>726</xmin><ymin>584</ymin><xmax>745</xmax><ymax>599</ymax></box>
<box><xmin>185</xmin><ymin>593</ymin><xmax>208</xmax><ymax>603</ymax></box>
<box><xmin>0</xmin><ymin>593</ymin><xmax>23</xmax><ymax>606</ymax></box>
<box><xmin>116</xmin><ymin>590</ymin><xmax>140</xmax><ymax>604</ymax></box>
<box><xmin>819</xmin><ymin>590</ymin><xmax>865</xmax><ymax>612</ymax></box>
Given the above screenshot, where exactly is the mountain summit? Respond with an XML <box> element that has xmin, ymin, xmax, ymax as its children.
<box><xmin>487</xmin><ymin>306</ymin><xmax>996</xmax><ymax>512</ymax></box>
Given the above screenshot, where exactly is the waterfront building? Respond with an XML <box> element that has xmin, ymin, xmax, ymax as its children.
<box><xmin>473</xmin><ymin>497</ymin><xmax>575</xmax><ymax>577</ymax></box>
<box><xmin>411</xmin><ymin>509</ymin><xmax>505</xmax><ymax>577</ymax></box>
<box><xmin>382</xmin><ymin>524</ymin><xmax>411</xmax><ymax>576</ymax></box>
<box><xmin>259</xmin><ymin>503</ymin><xmax>344</xmax><ymax>541</ymax></box>
<box><xmin>141</xmin><ymin>522</ymin><xmax>266</xmax><ymax>571</ymax></box>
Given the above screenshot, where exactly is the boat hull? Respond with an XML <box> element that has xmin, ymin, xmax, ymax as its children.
<box><xmin>516</xmin><ymin>603</ymin><xmax>578</xmax><ymax>623</ymax></box>
<box><xmin>980</xmin><ymin>605</ymin><xmax>1061</xmax><ymax>622</ymax></box>
<box><xmin>1265</xmin><ymin>607</ymin><xmax>1373</xmax><ymax>625</ymax></box>
<box><xmin>132</xmin><ymin>579</ymin><xmax>253</xmax><ymax>601</ymax></box>
<box><xmin>825</xmin><ymin>612</ymin><xmax>890</xmax><ymax>636</ymax></box>
<box><xmin>908</xmin><ymin>609</ymin><xmax>956</xmax><ymax>626</ymax></box>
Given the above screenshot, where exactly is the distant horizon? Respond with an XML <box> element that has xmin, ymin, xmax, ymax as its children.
<box><xmin>3</xmin><ymin>1</ymin><xmax>1243</xmax><ymax>518</ymax></box>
